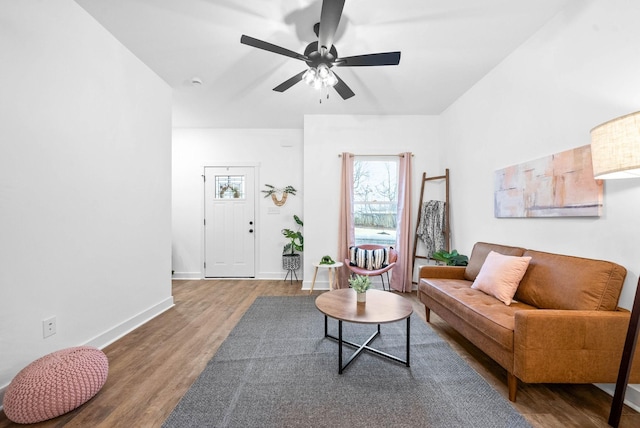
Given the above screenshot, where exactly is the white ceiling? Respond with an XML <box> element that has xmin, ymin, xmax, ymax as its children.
<box><xmin>74</xmin><ymin>0</ymin><xmax>571</xmax><ymax>129</ymax></box>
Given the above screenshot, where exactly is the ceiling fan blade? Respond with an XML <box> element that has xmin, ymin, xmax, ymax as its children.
<box><xmin>318</xmin><ymin>0</ymin><xmax>345</xmax><ymax>53</ymax></box>
<box><xmin>335</xmin><ymin>52</ymin><xmax>401</xmax><ymax>67</ymax></box>
<box><xmin>332</xmin><ymin>72</ymin><xmax>355</xmax><ymax>100</ymax></box>
<box><xmin>240</xmin><ymin>35</ymin><xmax>308</xmax><ymax>62</ymax></box>
<box><xmin>273</xmin><ymin>70</ymin><xmax>307</xmax><ymax>92</ymax></box>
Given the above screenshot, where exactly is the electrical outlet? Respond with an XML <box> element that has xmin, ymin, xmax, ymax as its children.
<box><xmin>43</xmin><ymin>316</ymin><xmax>56</xmax><ymax>338</ymax></box>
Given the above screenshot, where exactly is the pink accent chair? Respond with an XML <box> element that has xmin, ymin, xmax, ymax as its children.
<box><xmin>345</xmin><ymin>244</ymin><xmax>398</xmax><ymax>291</ymax></box>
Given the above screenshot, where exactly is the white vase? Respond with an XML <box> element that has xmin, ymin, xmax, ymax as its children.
<box><xmin>356</xmin><ymin>291</ymin><xmax>366</xmax><ymax>303</ymax></box>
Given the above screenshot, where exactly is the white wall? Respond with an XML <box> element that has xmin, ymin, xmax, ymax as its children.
<box><xmin>303</xmin><ymin>115</ymin><xmax>443</xmax><ymax>290</ymax></box>
<box><xmin>172</xmin><ymin>128</ymin><xmax>303</xmax><ymax>279</ymax></box>
<box><xmin>441</xmin><ymin>0</ymin><xmax>640</xmax><ymax>408</ymax></box>
<box><xmin>0</xmin><ymin>0</ymin><xmax>172</xmax><ymax>396</ymax></box>
<box><xmin>172</xmin><ymin>117</ymin><xmax>443</xmax><ymax>287</ymax></box>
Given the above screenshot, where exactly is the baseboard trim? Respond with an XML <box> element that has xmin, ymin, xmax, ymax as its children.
<box><xmin>301</xmin><ymin>280</ymin><xmax>330</xmax><ymax>291</ymax></box>
<box><xmin>595</xmin><ymin>383</ymin><xmax>640</xmax><ymax>413</ymax></box>
<box><xmin>172</xmin><ymin>272</ymin><xmax>201</xmax><ymax>279</ymax></box>
<box><xmin>172</xmin><ymin>272</ymin><xmax>302</xmax><ymax>281</ymax></box>
<box><xmin>85</xmin><ymin>296</ymin><xmax>175</xmax><ymax>350</ymax></box>
<box><xmin>0</xmin><ymin>296</ymin><xmax>174</xmax><ymax>413</ymax></box>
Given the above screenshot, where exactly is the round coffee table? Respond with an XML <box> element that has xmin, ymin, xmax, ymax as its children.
<box><xmin>315</xmin><ymin>288</ymin><xmax>413</xmax><ymax>373</ymax></box>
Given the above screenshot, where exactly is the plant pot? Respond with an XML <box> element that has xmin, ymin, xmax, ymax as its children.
<box><xmin>356</xmin><ymin>291</ymin><xmax>366</xmax><ymax>303</ymax></box>
<box><xmin>282</xmin><ymin>253</ymin><xmax>301</xmax><ymax>270</ymax></box>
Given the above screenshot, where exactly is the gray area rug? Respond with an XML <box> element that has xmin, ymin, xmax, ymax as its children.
<box><xmin>164</xmin><ymin>296</ymin><xmax>530</xmax><ymax>428</ymax></box>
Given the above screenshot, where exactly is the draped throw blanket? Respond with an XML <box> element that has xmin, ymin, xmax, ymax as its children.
<box><xmin>417</xmin><ymin>200</ymin><xmax>446</xmax><ymax>258</ymax></box>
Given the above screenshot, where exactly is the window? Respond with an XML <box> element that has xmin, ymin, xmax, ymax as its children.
<box><xmin>353</xmin><ymin>157</ymin><xmax>399</xmax><ymax>246</ymax></box>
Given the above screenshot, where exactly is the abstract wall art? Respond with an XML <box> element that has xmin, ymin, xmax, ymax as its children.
<box><xmin>494</xmin><ymin>145</ymin><xmax>603</xmax><ymax>218</ymax></box>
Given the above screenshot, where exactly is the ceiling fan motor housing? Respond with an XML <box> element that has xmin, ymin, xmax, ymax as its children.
<box><xmin>304</xmin><ymin>42</ymin><xmax>338</xmax><ymax>69</ymax></box>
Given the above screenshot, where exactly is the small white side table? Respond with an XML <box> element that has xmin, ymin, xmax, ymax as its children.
<box><xmin>310</xmin><ymin>261</ymin><xmax>343</xmax><ymax>293</ymax></box>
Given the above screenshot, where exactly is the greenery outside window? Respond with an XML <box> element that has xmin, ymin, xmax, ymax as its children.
<box><xmin>353</xmin><ymin>157</ymin><xmax>398</xmax><ymax>246</ymax></box>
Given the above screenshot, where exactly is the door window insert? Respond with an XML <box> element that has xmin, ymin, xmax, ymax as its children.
<box><xmin>215</xmin><ymin>175</ymin><xmax>245</xmax><ymax>199</ymax></box>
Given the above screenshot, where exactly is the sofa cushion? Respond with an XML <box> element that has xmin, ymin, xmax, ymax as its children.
<box><xmin>464</xmin><ymin>242</ymin><xmax>526</xmax><ymax>281</ymax></box>
<box><xmin>515</xmin><ymin>250</ymin><xmax>626</xmax><ymax>311</ymax></box>
<box><xmin>419</xmin><ymin>278</ymin><xmax>537</xmax><ymax>351</ymax></box>
<box><xmin>471</xmin><ymin>251</ymin><xmax>532</xmax><ymax>305</ymax></box>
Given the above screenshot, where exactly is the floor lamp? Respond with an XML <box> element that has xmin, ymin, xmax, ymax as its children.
<box><xmin>590</xmin><ymin>111</ymin><xmax>640</xmax><ymax>427</ymax></box>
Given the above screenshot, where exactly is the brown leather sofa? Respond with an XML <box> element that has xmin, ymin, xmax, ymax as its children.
<box><xmin>418</xmin><ymin>241</ymin><xmax>640</xmax><ymax>401</ymax></box>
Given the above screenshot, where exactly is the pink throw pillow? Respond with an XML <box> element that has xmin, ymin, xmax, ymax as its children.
<box><xmin>471</xmin><ymin>251</ymin><xmax>532</xmax><ymax>305</ymax></box>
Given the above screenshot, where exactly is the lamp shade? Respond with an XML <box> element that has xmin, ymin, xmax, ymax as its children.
<box><xmin>590</xmin><ymin>111</ymin><xmax>640</xmax><ymax>179</ymax></box>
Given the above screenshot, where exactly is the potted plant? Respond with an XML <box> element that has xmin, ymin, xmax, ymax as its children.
<box><xmin>348</xmin><ymin>274</ymin><xmax>371</xmax><ymax>303</ymax></box>
<box><xmin>282</xmin><ymin>215</ymin><xmax>303</xmax><ymax>272</ymax></box>
<box><xmin>431</xmin><ymin>249</ymin><xmax>469</xmax><ymax>266</ymax></box>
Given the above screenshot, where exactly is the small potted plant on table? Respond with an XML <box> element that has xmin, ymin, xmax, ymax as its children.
<box><xmin>348</xmin><ymin>274</ymin><xmax>371</xmax><ymax>303</ymax></box>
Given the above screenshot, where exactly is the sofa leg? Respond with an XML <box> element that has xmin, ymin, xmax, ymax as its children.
<box><xmin>507</xmin><ymin>372</ymin><xmax>518</xmax><ymax>402</ymax></box>
<box><xmin>425</xmin><ymin>307</ymin><xmax>431</xmax><ymax>322</ymax></box>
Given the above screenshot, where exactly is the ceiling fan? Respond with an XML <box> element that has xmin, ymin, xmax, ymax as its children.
<box><xmin>240</xmin><ymin>0</ymin><xmax>401</xmax><ymax>100</ymax></box>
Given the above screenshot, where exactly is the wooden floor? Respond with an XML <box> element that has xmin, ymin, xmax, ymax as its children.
<box><xmin>1</xmin><ymin>279</ymin><xmax>638</xmax><ymax>427</ymax></box>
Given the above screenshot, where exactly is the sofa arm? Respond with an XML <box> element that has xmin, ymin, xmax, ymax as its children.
<box><xmin>419</xmin><ymin>265</ymin><xmax>466</xmax><ymax>280</ymax></box>
<box><xmin>513</xmin><ymin>309</ymin><xmax>639</xmax><ymax>383</ymax></box>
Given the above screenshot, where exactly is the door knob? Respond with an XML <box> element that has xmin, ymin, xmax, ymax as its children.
<box><xmin>249</xmin><ymin>229</ymin><xmax>254</xmax><ymax>233</ymax></box>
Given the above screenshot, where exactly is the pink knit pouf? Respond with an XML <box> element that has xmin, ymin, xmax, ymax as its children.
<box><xmin>3</xmin><ymin>346</ymin><xmax>108</xmax><ymax>424</ymax></box>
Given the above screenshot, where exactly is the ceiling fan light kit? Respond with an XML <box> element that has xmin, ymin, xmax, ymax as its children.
<box><xmin>303</xmin><ymin>64</ymin><xmax>338</xmax><ymax>89</ymax></box>
<box><xmin>240</xmin><ymin>0</ymin><xmax>401</xmax><ymax>100</ymax></box>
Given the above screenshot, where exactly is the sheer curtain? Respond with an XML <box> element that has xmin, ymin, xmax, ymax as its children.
<box><xmin>390</xmin><ymin>152</ymin><xmax>413</xmax><ymax>292</ymax></box>
<box><xmin>337</xmin><ymin>152</ymin><xmax>354</xmax><ymax>289</ymax></box>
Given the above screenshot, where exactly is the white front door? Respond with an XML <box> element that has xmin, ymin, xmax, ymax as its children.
<box><xmin>204</xmin><ymin>166</ymin><xmax>255</xmax><ymax>277</ymax></box>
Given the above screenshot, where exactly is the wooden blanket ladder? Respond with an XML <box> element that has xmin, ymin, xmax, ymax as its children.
<box><xmin>411</xmin><ymin>170</ymin><xmax>450</xmax><ymax>284</ymax></box>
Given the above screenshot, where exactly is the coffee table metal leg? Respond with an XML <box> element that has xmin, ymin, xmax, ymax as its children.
<box><xmin>406</xmin><ymin>316</ymin><xmax>411</xmax><ymax>367</ymax></box>
<box><xmin>325</xmin><ymin>317</ymin><xmax>409</xmax><ymax>373</ymax></box>
<box><xmin>324</xmin><ymin>315</ymin><xmax>328</xmax><ymax>337</ymax></box>
<box><xmin>338</xmin><ymin>320</ymin><xmax>343</xmax><ymax>374</ymax></box>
